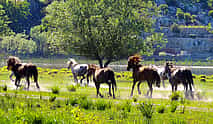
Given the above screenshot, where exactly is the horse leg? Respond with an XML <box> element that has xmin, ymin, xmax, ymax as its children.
<box><xmin>147</xmin><ymin>81</ymin><xmax>153</xmax><ymax>98</ymax></box>
<box><xmin>95</xmin><ymin>83</ymin><xmax>103</xmax><ymax>98</ymax></box>
<box><xmin>162</xmin><ymin>80</ymin><xmax>165</xmax><ymax>88</ymax></box>
<box><xmin>86</xmin><ymin>73</ymin><xmax>90</xmax><ymax>86</ymax></box>
<box><xmin>112</xmin><ymin>82</ymin><xmax>115</xmax><ymax>99</ymax></box>
<box><xmin>130</xmin><ymin>80</ymin><xmax>137</xmax><ymax>97</ymax></box>
<box><xmin>26</xmin><ymin>77</ymin><xmax>30</xmax><ymax>90</ymax></box>
<box><xmin>15</xmin><ymin>78</ymin><xmax>19</xmax><ymax>88</ymax></box>
<box><xmin>80</xmin><ymin>75</ymin><xmax>85</xmax><ymax>84</ymax></box>
<box><xmin>73</xmin><ymin>74</ymin><xmax>78</xmax><ymax>83</ymax></box>
<box><xmin>108</xmin><ymin>83</ymin><xmax>112</xmax><ymax>97</ymax></box>
<box><xmin>137</xmin><ymin>81</ymin><xmax>142</xmax><ymax>95</ymax></box>
<box><xmin>10</xmin><ymin>72</ymin><xmax>14</xmax><ymax>82</ymax></box>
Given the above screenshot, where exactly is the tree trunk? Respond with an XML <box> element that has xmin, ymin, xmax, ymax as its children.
<box><xmin>98</xmin><ymin>57</ymin><xmax>103</xmax><ymax>68</ymax></box>
<box><xmin>104</xmin><ymin>59</ymin><xmax>111</xmax><ymax>67</ymax></box>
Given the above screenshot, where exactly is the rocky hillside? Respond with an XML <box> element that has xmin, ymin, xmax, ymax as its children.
<box><xmin>153</xmin><ymin>0</ymin><xmax>213</xmax><ymax>61</ymax></box>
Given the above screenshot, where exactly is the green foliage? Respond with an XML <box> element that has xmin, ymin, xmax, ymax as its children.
<box><xmin>159</xmin><ymin>4</ymin><xmax>168</xmax><ymax>15</ymax></box>
<box><xmin>176</xmin><ymin>8</ymin><xmax>185</xmax><ymax>20</ymax></box>
<box><xmin>138</xmin><ymin>102</ymin><xmax>154</xmax><ymax>119</ymax></box>
<box><xmin>170</xmin><ymin>92</ymin><xmax>182</xmax><ymax>101</ymax></box>
<box><xmin>156</xmin><ymin>104</ymin><xmax>166</xmax><ymax>113</ymax></box>
<box><xmin>41</xmin><ymin>0</ymin><xmax>166</xmax><ymax>67</ymax></box>
<box><xmin>0</xmin><ymin>33</ymin><xmax>37</xmax><ymax>55</ymax></box>
<box><xmin>67</xmin><ymin>85</ymin><xmax>77</xmax><ymax>92</ymax></box>
<box><xmin>51</xmin><ymin>85</ymin><xmax>60</xmax><ymax>94</ymax></box>
<box><xmin>1</xmin><ymin>0</ymin><xmax>31</xmax><ymax>33</ymax></box>
<box><xmin>0</xmin><ymin>4</ymin><xmax>13</xmax><ymax>36</ymax></box>
<box><xmin>170</xmin><ymin>23</ymin><xmax>181</xmax><ymax>33</ymax></box>
<box><xmin>208</xmin><ymin>10</ymin><xmax>213</xmax><ymax>17</ymax></box>
<box><xmin>96</xmin><ymin>99</ymin><xmax>111</xmax><ymax>110</ymax></box>
<box><xmin>170</xmin><ymin>101</ymin><xmax>178</xmax><ymax>113</ymax></box>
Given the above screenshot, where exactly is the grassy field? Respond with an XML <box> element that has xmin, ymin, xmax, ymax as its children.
<box><xmin>0</xmin><ymin>66</ymin><xmax>213</xmax><ymax>123</ymax></box>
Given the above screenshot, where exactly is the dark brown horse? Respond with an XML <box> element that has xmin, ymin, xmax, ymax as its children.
<box><xmin>127</xmin><ymin>55</ymin><xmax>161</xmax><ymax>97</ymax></box>
<box><xmin>88</xmin><ymin>64</ymin><xmax>117</xmax><ymax>99</ymax></box>
<box><xmin>164</xmin><ymin>62</ymin><xmax>194</xmax><ymax>97</ymax></box>
<box><xmin>7</xmin><ymin>56</ymin><xmax>40</xmax><ymax>89</ymax></box>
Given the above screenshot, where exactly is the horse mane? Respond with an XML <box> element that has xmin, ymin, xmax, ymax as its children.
<box><xmin>67</xmin><ymin>58</ymin><xmax>78</xmax><ymax>66</ymax></box>
<box><xmin>7</xmin><ymin>56</ymin><xmax>21</xmax><ymax>64</ymax></box>
<box><xmin>128</xmin><ymin>54</ymin><xmax>142</xmax><ymax>64</ymax></box>
<box><xmin>88</xmin><ymin>64</ymin><xmax>99</xmax><ymax>70</ymax></box>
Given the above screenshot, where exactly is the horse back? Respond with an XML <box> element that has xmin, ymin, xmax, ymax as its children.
<box><xmin>135</xmin><ymin>66</ymin><xmax>160</xmax><ymax>81</ymax></box>
<box><xmin>94</xmin><ymin>68</ymin><xmax>114</xmax><ymax>83</ymax></box>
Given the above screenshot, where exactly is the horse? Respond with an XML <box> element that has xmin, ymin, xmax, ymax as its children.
<box><xmin>88</xmin><ymin>64</ymin><xmax>117</xmax><ymax>99</ymax></box>
<box><xmin>127</xmin><ymin>55</ymin><xmax>161</xmax><ymax>97</ymax></box>
<box><xmin>151</xmin><ymin>65</ymin><xmax>167</xmax><ymax>88</ymax></box>
<box><xmin>67</xmin><ymin>58</ymin><xmax>91</xmax><ymax>85</ymax></box>
<box><xmin>7</xmin><ymin>56</ymin><xmax>40</xmax><ymax>89</ymax></box>
<box><xmin>8</xmin><ymin>56</ymin><xmax>21</xmax><ymax>82</ymax></box>
<box><xmin>164</xmin><ymin>62</ymin><xmax>194</xmax><ymax>98</ymax></box>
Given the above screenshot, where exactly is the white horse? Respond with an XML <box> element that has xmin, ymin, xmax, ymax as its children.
<box><xmin>67</xmin><ymin>58</ymin><xmax>90</xmax><ymax>84</ymax></box>
<box><xmin>151</xmin><ymin>65</ymin><xmax>167</xmax><ymax>88</ymax></box>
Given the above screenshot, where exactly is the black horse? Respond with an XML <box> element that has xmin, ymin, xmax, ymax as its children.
<box><xmin>164</xmin><ymin>62</ymin><xmax>194</xmax><ymax>98</ymax></box>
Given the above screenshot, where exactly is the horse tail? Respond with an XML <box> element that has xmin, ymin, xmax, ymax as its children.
<box><xmin>31</xmin><ymin>65</ymin><xmax>38</xmax><ymax>83</ymax></box>
<box><xmin>111</xmin><ymin>71</ymin><xmax>117</xmax><ymax>91</ymax></box>
<box><xmin>186</xmin><ymin>70</ymin><xmax>194</xmax><ymax>88</ymax></box>
<box><xmin>154</xmin><ymin>70</ymin><xmax>161</xmax><ymax>87</ymax></box>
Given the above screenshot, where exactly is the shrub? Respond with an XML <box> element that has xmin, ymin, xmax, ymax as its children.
<box><xmin>51</xmin><ymin>86</ymin><xmax>60</xmax><ymax>94</ymax></box>
<box><xmin>170</xmin><ymin>23</ymin><xmax>181</xmax><ymax>33</ymax></box>
<box><xmin>138</xmin><ymin>102</ymin><xmax>154</xmax><ymax>119</ymax></box>
<box><xmin>121</xmin><ymin>100</ymin><xmax>132</xmax><ymax>112</ymax></box>
<box><xmin>49</xmin><ymin>95</ymin><xmax>57</xmax><ymax>102</ymax></box>
<box><xmin>156</xmin><ymin>105</ymin><xmax>166</xmax><ymax>113</ymax></box>
<box><xmin>170</xmin><ymin>92</ymin><xmax>182</xmax><ymax>101</ymax></box>
<box><xmin>159</xmin><ymin>4</ymin><xmax>168</xmax><ymax>15</ymax></box>
<box><xmin>67</xmin><ymin>85</ymin><xmax>76</xmax><ymax>92</ymax></box>
<box><xmin>170</xmin><ymin>101</ymin><xmax>178</xmax><ymax>113</ymax></box>
<box><xmin>176</xmin><ymin>8</ymin><xmax>184</xmax><ymax>19</ymax></box>
<box><xmin>79</xmin><ymin>98</ymin><xmax>93</xmax><ymax>110</ymax></box>
<box><xmin>96</xmin><ymin>99</ymin><xmax>111</xmax><ymax>110</ymax></box>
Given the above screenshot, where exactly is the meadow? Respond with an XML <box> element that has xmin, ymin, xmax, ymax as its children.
<box><xmin>0</xmin><ymin>66</ymin><xmax>213</xmax><ymax>124</ymax></box>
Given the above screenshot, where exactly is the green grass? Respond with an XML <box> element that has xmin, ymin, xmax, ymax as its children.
<box><xmin>1</xmin><ymin>66</ymin><xmax>213</xmax><ymax>123</ymax></box>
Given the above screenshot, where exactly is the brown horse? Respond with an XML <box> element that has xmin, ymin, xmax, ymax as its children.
<box><xmin>164</xmin><ymin>62</ymin><xmax>194</xmax><ymax>97</ymax></box>
<box><xmin>7</xmin><ymin>56</ymin><xmax>40</xmax><ymax>89</ymax></box>
<box><xmin>88</xmin><ymin>64</ymin><xmax>117</xmax><ymax>99</ymax></box>
<box><xmin>127</xmin><ymin>55</ymin><xmax>161</xmax><ymax>97</ymax></box>
<box><xmin>8</xmin><ymin>56</ymin><xmax>21</xmax><ymax>81</ymax></box>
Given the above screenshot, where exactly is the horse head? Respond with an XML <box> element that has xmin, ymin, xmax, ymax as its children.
<box><xmin>67</xmin><ymin>58</ymin><xmax>78</xmax><ymax>69</ymax></box>
<box><xmin>164</xmin><ymin>62</ymin><xmax>174</xmax><ymax>79</ymax></box>
<box><xmin>127</xmin><ymin>54</ymin><xmax>141</xmax><ymax>71</ymax></box>
<box><xmin>7</xmin><ymin>56</ymin><xmax>21</xmax><ymax>71</ymax></box>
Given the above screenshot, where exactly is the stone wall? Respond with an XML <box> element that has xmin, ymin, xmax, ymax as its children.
<box><xmin>157</xmin><ymin>27</ymin><xmax>213</xmax><ymax>60</ymax></box>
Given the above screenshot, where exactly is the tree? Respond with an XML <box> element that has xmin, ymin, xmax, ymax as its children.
<box><xmin>0</xmin><ymin>4</ymin><xmax>13</xmax><ymax>36</ymax></box>
<box><xmin>42</xmin><ymin>0</ymin><xmax>166</xmax><ymax>67</ymax></box>
<box><xmin>1</xmin><ymin>33</ymin><xmax>37</xmax><ymax>56</ymax></box>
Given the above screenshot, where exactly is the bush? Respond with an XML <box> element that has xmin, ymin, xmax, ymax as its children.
<box><xmin>170</xmin><ymin>23</ymin><xmax>181</xmax><ymax>33</ymax></box>
<box><xmin>176</xmin><ymin>8</ymin><xmax>184</xmax><ymax>20</ymax></box>
<box><xmin>67</xmin><ymin>85</ymin><xmax>76</xmax><ymax>92</ymax></box>
<box><xmin>170</xmin><ymin>92</ymin><xmax>182</xmax><ymax>101</ymax></box>
<box><xmin>138</xmin><ymin>102</ymin><xmax>154</xmax><ymax>119</ymax></box>
<box><xmin>51</xmin><ymin>86</ymin><xmax>60</xmax><ymax>94</ymax></box>
<box><xmin>156</xmin><ymin>105</ymin><xmax>166</xmax><ymax>113</ymax></box>
<box><xmin>96</xmin><ymin>99</ymin><xmax>111</xmax><ymax>110</ymax></box>
<box><xmin>159</xmin><ymin>4</ymin><xmax>168</xmax><ymax>15</ymax></box>
<box><xmin>170</xmin><ymin>101</ymin><xmax>178</xmax><ymax>113</ymax></box>
<box><xmin>49</xmin><ymin>95</ymin><xmax>57</xmax><ymax>102</ymax></box>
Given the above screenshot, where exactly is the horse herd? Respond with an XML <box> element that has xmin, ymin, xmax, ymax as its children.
<box><xmin>6</xmin><ymin>55</ymin><xmax>194</xmax><ymax>99</ymax></box>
